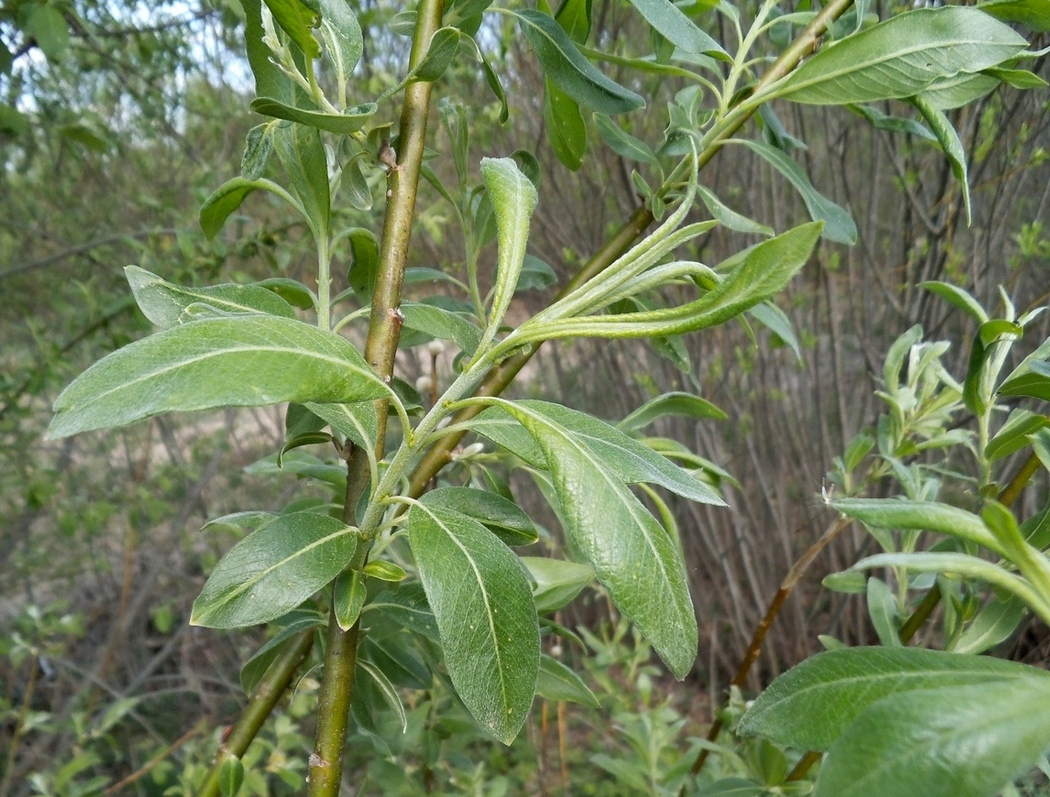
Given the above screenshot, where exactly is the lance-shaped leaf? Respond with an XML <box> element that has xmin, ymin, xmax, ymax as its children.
<box><xmin>317</xmin><ymin>0</ymin><xmax>363</xmax><ymax>94</ymax></box>
<box><xmin>979</xmin><ymin>0</ymin><xmax>1050</xmax><ymax>31</ymax></box>
<box><xmin>199</xmin><ymin>177</ymin><xmax>299</xmax><ymax>239</ymax></box>
<box><xmin>735</xmin><ymin>141</ymin><xmax>855</xmax><ymax>244</ymax></box>
<box><xmin>305</xmin><ymin>401</ymin><xmax>378</xmax><ymax>452</ymax></box>
<box><xmin>999</xmin><ymin>360</ymin><xmax>1050</xmax><ymax>402</ymax></box>
<box><xmin>250</xmin><ymin>98</ymin><xmax>376</xmax><ymax>135</ymax></box>
<box><xmin>191</xmin><ymin>512</ymin><xmax>357</xmax><ymax>628</ymax></box>
<box><xmin>625</xmin><ymin>0</ymin><xmax>726</xmax><ymax>56</ymax></box>
<box><xmin>618</xmin><ymin>391</ymin><xmax>727</xmax><ymax>434</ymax></box>
<box><xmin>772</xmin><ymin>7</ymin><xmax>1027</xmax><ymax>105</ymax></box>
<box><xmin>515</xmin><ymin>9</ymin><xmax>644</xmax><ymax>115</ymax></box>
<box><xmin>831</xmin><ymin>497</ymin><xmax>1004</xmax><ymax>554</ymax></box>
<box><xmin>544</xmin><ymin>78</ymin><xmax>586</xmax><ymax>170</ymax></box>
<box><xmin>738</xmin><ymin>647</ymin><xmax>1048</xmax><ymax>750</ymax></box>
<box><xmin>913</xmin><ymin>95</ymin><xmax>972</xmax><ymax>224</ymax></box>
<box><xmin>125</xmin><ymin>266</ymin><xmax>296</xmax><ymax>328</ymax></box>
<box><xmin>482</xmin><ymin>399</ymin><xmax>698</xmax><ymax>678</ymax></box>
<box><xmin>471</xmin><ymin>400</ymin><xmax>724</xmax><ymax>505</ymax></box>
<box><xmin>516</xmin><ymin>221</ymin><xmax>823</xmax><ymax>340</ymax></box>
<box><xmin>482</xmin><ymin>157</ymin><xmax>538</xmax><ymax>331</ymax></box>
<box><xmin>421</xmin><ymin>487</ymin><xmax>539</xmax><ymax>546</ymax></box>
<box><xmin>48</xmin><ymin>316</ymin><xmax>389</xmax><ymax>439</ymax></box>
<box><xmin>401</xmin><ymin>302</ymin><xmax>482</xmax><ymax>355</ymax></box>
<box><xmin>264</xmin><ymin>0</ymin><xmax>321</xmax><ymax>58</ymax></box>
<box><xmin>536</xmin><ymin>654</ymin><xmax>600</xmax><ymax>706</ymax></box>
<box><xmin>813</xmin><ymin>679</ymin><xmax>1050</xmax><ymax>797</ymax></box>
<box><xmin>407</xmin><ymin>502</ymin><xmax>539</xmax><ymax>743</ymax></box>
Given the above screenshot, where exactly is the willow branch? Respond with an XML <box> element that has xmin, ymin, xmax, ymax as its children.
<box><xmin>308</xmin><ymin>0</ymin><xmax>445</xmax><ymax>792</ymax></box>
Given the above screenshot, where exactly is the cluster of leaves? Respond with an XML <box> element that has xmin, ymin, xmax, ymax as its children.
<box><xmin>34</xmin><ymin>0</ymin><xmax>1049</xmax><ymax>793</ymax></box>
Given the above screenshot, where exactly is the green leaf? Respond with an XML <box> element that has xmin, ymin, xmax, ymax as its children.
<box><xmin>913</xmin><ymin>95</ymin><xmax>972</xmax><ymax>225</ymax></box>
<box><xmin>484</xmin><ymin>399</ymin><xmax>698</xmax><ymax>678</ymax></box>
<box><xmin>519</xmin><ymin>255</ymin><xmax>557</xmax><ymax>291</ymax></box>
<box><xmin>362</xmin><ymin>560</ymin><xmax>407</xmax><ymax>582</ymax></box>
<box><xmin>697</xmin><ymin>185</ymin><xmax>774</xmax><ymax>237</ymax></box>
<box><xmin>999</xmin><ymin>360</ymin><xmax>1050</xmax><ymax>402</ymax></box>
<box><xmin>624</xmin><ymin>0</ymin><xmax>726</xmax><ymax>55</ymax></box>
<box><xmin>521</xmin><ymin>556</ymin><xmax>595</xmax><ymax>613</ymax></box>
<box><xmin>125</xmin><ymin>266</ymin><xmax>297</xmax><ymax>328</ymax></box>
<box><xmin>365</xmin><ymin>583</ymin><xmax>439</xmax><ymax>641</ymax></box>
<box><xmin>357</xmin><ymin>659</ymin><xmax>408</xmax><ymax>732</ymax></box>
<box><xmin>832</xmin><ymin>497</ymin><xmax>1003</xmax><ymax>555</ymax></box>
<box><xmin>952</xmin><ymin>595</ymin><xmax>1026</xmax><ymax>655</ymax></box>
<box><xmin>243</xmin><ymin>0</ymin><xmax>299</xmax><ymax>103</ymax></box>
<box><xmin>346</xmin><ymin>227</ymin><xmax>380</xmax><ymax>303</ymax></box>
<box><xmin>24</xmin><ymin>5</ymin><xmax>70</xmax><ymax>60</ymax></box>
<box><xmin>304</xmin><ymin>401</ymin><xmax>378</xmax><ymax>451</ymax></box>
<box><xmin>274</xmin><ymin>122</ymin><xmax>330</xmax><ymax>237</ymax></box>
<box><xmin>866</xmin><ymin>577</ymin><xmax>901</xmax><ymax>647</ymax></box>
<box><xmin>473</xmin><ymin>400</ymin><xmax>725</xmax><ymax>505</ymax></box>
<box><xmin>334</xmin><ymin>570</ymin><xmax>367</xmax><ymax>630</ymax></box>
<box><xmin>317</xmin><ymin>0</ymin><xmax>363</xmax><ymax>89</ymax></box>
<box><xmin>812</xmin><ymin>678</ymin><xmax>1050</xmax><ymax>797</ymax></box>
<box><xmin>850</xmin><ymin>103</ymin><xmax>936</xmax><ymax>140</ymax></box>
<box><xmin>250</xmin><ymin>98</ymin><xmax>376</xmax><ymax>135</ymax></box>
<box><xmin>401</xmin><ymin>302</ymin><xmax>482</xmax><ymax>354</ymax></box>
<box><xmin>919</xmin><ymin>72</ymin><xmax>1000</xmax><ymax>111</ymax></box>
<box><xmin>191</xmin><ymin>512</ymin><xmax>357</xmax><ymax>628</ymax></box>
<box><xmin>516</xmin><ymin>9</ymin><xmax>645</xmax><ymax>115</ymax></box>
<box><xmin>414</xmin><ymin>27</ymin><xmax>461</xmax><ymax>82</ymax></box>
<box><xmin>593</xmin><ymin>114</ymin><xmax>660</xmax><ymax>168</ymax></box>
<box><xmin>407</xmin><ymin>502</ymin><xmax>539</xmax><ymax>743</ymax></box>
<box><xmin>239</xmin><ymin>615</ymin><xmax>322</xmax><ymax>693</ymax></box>
<box><xmin>738</xmin><ymin>647</ymin><xmax>1048</xmax><ymax>750</ymax></box>
<box><xmin>921</xmin><ymin>281</ymin><xmax>988</xmax><ymax>324</ymax></box>
<box><xmin>544</xmin><ymin>78</ymin><xmax>586</xmax><ymax>170</ymax></box>
<box><xmin>199</xmin><ymin>177</ymin><xmax>288</xmax><ymax>239</ymax></box>
<box><xmin>48</xmin><ymin>316</ymin><xmax>388</xmax><ymax>439</ymax></box>
<box><xmin>618</xmin><ymin>392</ymin><xmax>727</xmax><ymax>434</ymax></box>
<box><xmin>747</xmin><ymin>301</ymin><xmax>802</xmax><ymax>360</ymax></box>
<box><xmin>984</xmin><ymin>66</ymin><xmax>1048</xmax><ymax>90</ymax></box>
<box><xmin>218</xmin><ymin>755</ymin><xmax>244</xmax><ymax>797</ymax></box>
<box><xmin>986</xmin><ymin>409</ymin><xmax>1049</xmax><ymax>461</ymax></box>
<box><xmin>482</xmin><ymin>157</ymin><xmax>539</xmax><ymax>332</ymax></box>
<box><xmin>257</xmin><ymin>277</ymin><xmax>315</xmax><ymax>310</ymax></box>
<box><xmin>735</xmin><ymin>141</ymin><xmax>856</xmax><ymax>244</ymax></box>
<box><xmin>0</xmin><ymin>103</ymin><xmax>28</xmax><ymax>135</ymax></box>
<box><xmin>555</xmin><ymin>0</ymin><xmax>592</xmax><ymax>42</ymax></box>
<box><xmin>263</xmin><ymin>0</ymin><xmax>320</xmax><ymax>58</ymax></box>
<box><xmin>536</xmin><ymin>654</ymin><xmax>600</xmax><ymax>706</ymax></box>
<box><xmin>241</xmin><ymin>122</ymin><xmax>278</xmax><ymax>180</ymax></box>
<box><xmin>978</xmin><ymin>0</ymin><xmax>1050</xmax><ymax>31</ymax></box>
<box><xmin>421</xmin><ymin>487</ymin><xmax>539</xmax><ymax>546</ymax></box>
<box><xmin>475</xmin><ymin>40</ymin><xmax>509</xmax><ymax>123</ymax></box>
<box><xmin>773</xmin><ymin>7</ymin><xmax>1027</xmax><ymax>105</ymax></box>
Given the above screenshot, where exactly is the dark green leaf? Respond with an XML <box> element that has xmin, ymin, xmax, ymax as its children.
<box><xmin>521</xmin><ymin>557</ymin><xmax>595</xmax><ymax>613</ymax></box>
<box><xmin>408</xmin><ymin>502</ymin><xmax>539</xmax><ymax>743</ymax></box>
<box><xmin>999</xmin><ymin>361</ymin><xmax>1050</xmax><ymax>402</ymax></box>
<box><xmin>594</xmin><ymin>114</ymin><xmax>660</xmax><ymax>167</ymax></box>
<box><xmin>618</xmin><ymin>392</ymin><xmax>727</xmax><ymax>434</ymax></box>
<box><xmin>250</xmin><ymin>98</ymin><xmax>375</xmax><ymax>135</ymax></box>
<box><xmin>334</xmin><ymin>570</ymin><xmax>366</xmax><ymax>630</ymax></box>
<box><xmin>519</xmin><ymin>255</ymin><xmax>557</xmax><ymax>291</ymax></box>
<box><xmin>474</xmin><ymin>400</ymin><xmax>725</xmax><ymax>505</ymax></box>
<box><xmin>850</xmin><ymin>104</ymin><xmax>936</xmax><ymax>140</ymax></box>
<box><xmin>953</xmin><ymin>595</ymin><xmax>1026</xmax><ymax>655</ymax></box>
<box><xmin>544</xmin><ymin>78</ymin><xmax>586</xmax><ymax>170</ymax></box>
<box><xmin>536</xmin><ymin>654</ymin><xmax>600</xmax><ymax>706</ymax></box>
<box><xmin>483</xmin><ymin>157</ymin><xmax>539</xmax><ymax>330</ymax></box>
<box><xmin>625</xmin><ymin>0</ymin><xmax>726</xmax><ymax>55</ymax></box>
<box><xmin>48</xmin><ymin>316</ymin><xmax>388</xmax><ymax>439</ymax></box>
<box><xmin>199</xmin><ymin>177</ymin><xmax>280</xmax><ymax>239</ymax></box>
<box><xmin>24</xmin><ymin>5</ymin><xmax>70</xmax><ymax>60</ymax></box>
<box><xmin>832</xmin><ymin>497</ymin><xmax>1002</xmax><ymax>553</ymax></box>
<box><xmin>739</xmin><ymin>647</ymin><xmax>1048</xmax><ymax>750</ymax></box>
<box><xmin>239</xmin><ymin>611</ymin><xmax>323</xmax><ymax>693</ymax></box>
<box><xmin>487</xmin><ymin>400</ymin><xmax>698</xmax><ymax>678</ymax></box>
<box><xmin>517</xmin><ymin>9</ymin><xmax>645</xmax><ymax>115</ymax></box>
<box><xmin>274</xmin><ymin>122</ymin><xmax>330</xmax><ymax>236</ymax></box>
<box><xmin>813</xmin><ymin>678</ymin><xmax>1050</xmax><ymax>797</ymax></box>
<box><xmin>414</xmin><ymin>27</ymin><xmax>461</xmax><ymax>82</ymax></box>
<box><xmin>365</xmin><ymin>583</ymin><xmax>439</xmax><ymax>640</ymax></box>
<box><xmin>421</xmin><ymin>487</ymin><xmax>539</xmax><ymax>546</ymax></box>
<box><xmin>986</xmin><ymin>409</ymin><xmax>1049</xmax><ymax>460</ymax></box>
<box><xmin>125</xmin><ymin>266</ymin><xmax>296</xmax><ymax>328</ymax></box>
<box><xmin>401</xmin><ymin>302</ymin><xmax>482</xmax><ymax>354</ymax></box>
<box><xmin>257</xmin><ymin>277</ymin><xmax>315</xmax><ymax>310</ymax></box>
<box><xmin>304</xmin><ymin>401</ymin><xmax>378</xmax><ymax>451</ymax></box>
<box><xmin>191</xmin><ymin>512</ymin><xmax>357</xmax><ymax>628</ymax></box>
<box><xmin>913</xmin><ymin>95</ymin><xmax>972</xmax><ymax>224</ymax></box>
<box><xmin>317</xmin><ymin>0</ymin><xmax>363</xmax><ymax>88</ymax></box>
<box><xmin>735</xmin><ymin>141</ymin><xmax>856</xmax><ymax>244</ymax></box>
<box><xmin>921</xmin><ymin>281</ymin><xmax>988</xmax><ymax>323</ymax></box>
<box><xmin>0</xmin><ymin>103</ymin><xmax>28</xmax><ymax>135</ymax></box>
<box><xmin>978</xmin><ymin>0</ymin><xmax>1050</xmax><ymax>31</ymax></box>
<box><xmin>218</xmin><ymin>755</ymin><xmax>244</xmax><ymax>797</ymax></box>
<box><xmin>774</xmin><ymin>7</ymin><xmax>1027</xmax><ymax>105</ymax></box>
<box><xmin>555</xmin><ymin>0</ymin><xmax>592</xmax><ymax>42</ymax></box>
<box><xmin>263</xmin><ymin>0</ymin><xmax>321</xmax><ymax>58</ymax></box>
<box><xmin>347</xmin><ymin>227</ymin><xmax>380</xmax><ymax>303</ymax></box>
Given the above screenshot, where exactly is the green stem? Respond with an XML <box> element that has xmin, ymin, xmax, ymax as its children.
<box><xmin>308</xmin><ymin>0</ymin><xmax>445</xmax><ymax>792</ymax></box>
<box><xmin>198</xmin><ymin>629</ymin><xmax>316</xmax><ymax>797</ymax></box>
